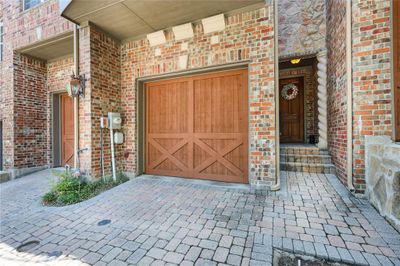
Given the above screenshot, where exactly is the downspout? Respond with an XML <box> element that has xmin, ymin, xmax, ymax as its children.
<box><xmin>73</xmin><ymin>25</ymin><xmax>79</xmax><ymax>169</ymax></box>
<box><xmin>346</xmin><ymin>0</ymin><xmax>355</xmax><ymax>191</ymax></box>
<box><xmin>271</xmin><ymin>0</ymin><xmax>280</xmax><ymax>191</ymax></box>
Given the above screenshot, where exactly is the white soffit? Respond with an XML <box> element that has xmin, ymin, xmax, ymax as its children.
<box><xmin>147</xmin><ymin>30</ymin><xmax>166</xmax><ymax>47</ymax></box>
<box><xmin>202</xmin><ymin>14</ymin><xmax>226</xmax><ymax>34</ymax></box>
<box><xmin>172</xmin><ymin>23</ymin><xmax>194</xmax><ymax>41</ymax></box>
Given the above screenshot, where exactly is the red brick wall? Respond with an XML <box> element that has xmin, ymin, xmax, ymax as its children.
<box><xmin>120</xmin><ymin>6</ymin><xmax>276</xmax><ymax>184</ymax></box>
<box><xmin>88</xmin><ymin>25</ymin><xmax>122</xmax><ymax>178</ymax></box>
<box><xmin>0</xmin><ymin>0</ymin><xmax>73</xmax><ymax>171</ymax></box>
<box><xmin>13</xmin><ymin>54</ymin><xmax>47</xmax><ymax>168</ymax></box>
<box><xmin>326</xmin><ymin>0</ymin><xmax>348</xmax><ymax>186</ymax></box>
<box><xmin>352</xmin><ymin>0</ymin><xmax>392</xmax><ymax>193</ymax></box>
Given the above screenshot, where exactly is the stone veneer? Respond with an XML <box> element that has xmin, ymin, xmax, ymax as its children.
<box><xmin>278</xmin><ymin>0</ymin><xmax>326</xmax><ymax>57</ymax></box>
<box><xmin>120</xmin><ymin>6</ymin><xmax>276</xmax><ymax>185</ymax></box>
<box><xmin>365</xmin><ymin>136</ymin><xmax>400</xmax><ymax>231</ymax></box>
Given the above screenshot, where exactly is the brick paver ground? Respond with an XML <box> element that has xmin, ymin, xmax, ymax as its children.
<box><xmin>0</xmin><ymin>170</ymin><xmax>400</xmax><ymax>265</ymax></box>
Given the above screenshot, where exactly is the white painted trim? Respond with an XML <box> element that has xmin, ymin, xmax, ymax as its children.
<box><xmin>73</xmin><ymin>25</ymin><xmax>79</xmax><ymax>169</ymax></box>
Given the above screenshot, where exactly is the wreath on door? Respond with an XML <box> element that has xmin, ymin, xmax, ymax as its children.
<box><xmin>281</xmin><ymin>83</ymin><xmax>299</xmax><ymax>100</ymax></box>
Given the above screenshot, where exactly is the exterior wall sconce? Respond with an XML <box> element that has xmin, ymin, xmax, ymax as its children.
<box><xmin>290</xmin><ymin>58</ymin><xmax>301</xmax><ymax>64</ymax></box>
<box><xmin>66</xmin><ymin>72</ymin><xmax>86</xmax><ymax>97</ymax></box>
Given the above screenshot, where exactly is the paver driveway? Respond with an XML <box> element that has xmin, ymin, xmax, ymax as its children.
<box><xmin>1</xmin><ymin>170</ymin><xmax>400</xmax><ymax>266</ymax></box>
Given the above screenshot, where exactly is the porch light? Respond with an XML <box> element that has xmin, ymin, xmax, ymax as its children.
<box><xmin>202</xmin><ymin>14</ymin><xmax>225</xmax><ymax>34</ymax></box>
<box><xmin>147</xmin><ymin>30</ymin><xmax>166</xmax><ymax>47</ymax></box>
<box><xmin>172</xmin><ymin>23</ymin><xmax>193</xmax><ymax>41</ymax></box>
<box><xmin>66</xmin><ymin>72</ymin><xmax>85</xmax><ymax>97</ymax></box>
<box><xmin>290</xmin><ymin>58</ymin><xmax>301</xmax><ymax>64</ymax></box>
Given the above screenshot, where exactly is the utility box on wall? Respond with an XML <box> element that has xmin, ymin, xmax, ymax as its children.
<box><xmin>108</xmin><ymin>112</ymin><xmax>121</xmax><ymax>130</ymax></box>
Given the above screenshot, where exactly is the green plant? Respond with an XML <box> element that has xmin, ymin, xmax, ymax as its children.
<box><xmin>42</xmin><ymin>171</ymin><xmax>129</xmax><ymax>206</ymax></box>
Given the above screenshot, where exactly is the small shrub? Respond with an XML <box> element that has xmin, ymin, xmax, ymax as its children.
<box><xmin>42</xmin><ymin>171</ymin><xmax>129</xmax><ymax>206</ymax></box>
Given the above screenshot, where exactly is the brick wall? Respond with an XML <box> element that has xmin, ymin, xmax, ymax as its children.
<box><xmin>352</xmin><ymin>0</ymin><xmax>392</xmax><ymax>193</ymax></box>
<box><xmin>13</xmin><ymin>54</ymin><xmax>47</xmax><ymax>168</ymax></box>
<box><xmin>0</xmin><ymin>0</ymin><xmax>73</xmax><ymax>172</ymax></box>
<box><xmin>120</xmin><ymin>6</ymin><xmax>276</xmax><ymax>184</ymax></box>
<box><xmin>88</xmin><ymin>25</ymin><xmax>122</xmax><ymax>178</ymax></box>
<box><xmin>326</xmin><ymin>0</ymin><xmax>348</xmax><ymax>186</ymax></box>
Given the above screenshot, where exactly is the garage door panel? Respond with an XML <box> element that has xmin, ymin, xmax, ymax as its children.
<box><xmin>145</xmin><ymin>69</ymin><xmax>248</xmax><ymax>183</ymax></box>
<box><xmin>147</xmin><ymin>82</ymin><xmax>189</xmax><ymax>134</ymax></box>
<box><xmin>193</xmin><ymin>75</ymin><xmax>243</xmax><ymax>134</ymax></box>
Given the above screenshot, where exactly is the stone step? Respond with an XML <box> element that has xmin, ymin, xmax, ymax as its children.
<box><xmin>280</xmin><ymin>146</ymin><xmax>329</xmax><ymax>155</ymax></box>
<box><xmin>280</xmin><ymin>154</ymin><xmax>332</xmax><ymax>164</ymax></box>
<box><xmin>0</xmin><ymin>171</ymin><xmax>11</xmax><ymax>183</ymax></box>
<box><xmin>280</xmin><ymin>162</ymin><xmax>336</xmax><ymax>174</ymax></box>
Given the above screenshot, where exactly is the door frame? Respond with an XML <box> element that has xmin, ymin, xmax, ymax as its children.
<box><xmin>51</xmin><ymin>92</ymin><xmax>63</xmax><ymax>167</ymax></box>
<box><xmin>136</xmin><ymin>62</ymin><xmax>251</xmax><ymax>181</ymax></box>
<box><xmin>278</xmin><ymin>75</ymin><xmax>307</xmax><ymax>143</ymax></box>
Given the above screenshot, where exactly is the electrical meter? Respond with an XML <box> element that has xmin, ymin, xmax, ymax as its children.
<box><xmin>108</xmin><ymin>112</ymin><xmax>121</xmax><ymax>130</ymax></box>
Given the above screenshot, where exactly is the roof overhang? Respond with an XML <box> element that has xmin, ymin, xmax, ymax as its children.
<box><xmin>59</xmin><ymin>0</ymin><xmax>264</xmax><ymax>42</ymax></box>
<box><xmin>17</xmin><ymin>31</ymin><xmax>74</xmax><ymax>61</ymax></box>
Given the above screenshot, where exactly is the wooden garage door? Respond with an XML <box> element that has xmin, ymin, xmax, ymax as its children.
<box><xmin>145</xmin><ymin>69</ymin><xmax>248</xmax><ymax>183</ymax></box>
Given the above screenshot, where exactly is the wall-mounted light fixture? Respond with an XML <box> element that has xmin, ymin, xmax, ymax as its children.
<box><xmin>66</xmin><ymin>72</ymin><xmax>85</xmax><ymax>97</ymax></box>
<box><xmin>172</xmin><ymin>23</ymin><xmax>193</xmax><ymax>41</ymax></box>
<box><xmin>147</xmin><ymin>30</ymin><xmax>166</xmax><ymax>47</ymax></box>
<box><xmin>290</xmin><ymin>58</ymin><xmax>301</xmax><ymax>64</ymax></box>
<box><xmin>202</xmin><ymin>14</ymin><xmax>225</xmax><ymax>34</ymax></box>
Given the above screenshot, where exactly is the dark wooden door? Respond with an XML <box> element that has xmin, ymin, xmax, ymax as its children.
<box><xmin>145</xmin><ymin>69</ymin><xmax>248</xmax><ymax>183</ymax></box>
<box><xmin>61</xmin><ymin>94</ymin><xmax>74</xmax><ymax>166</ymax></box>
<box><xmin>394</xmin><ymin>0</ymin><xmax>400</xmax><ymax>141</ymax></box>
<box><xmin>279</xmin><ymin>77</ymin><xmax>304</xmax><ymax>143</ymax></box>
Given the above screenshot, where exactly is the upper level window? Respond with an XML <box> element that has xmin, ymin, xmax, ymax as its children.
<box><xmin>0</xmin><ymin>21</ymin><xmax>3</xmax><ymax>61</ymax></box>
<box><xmin>23</xmin><ymin>0</ymin><xmax>46</xmax><ymax>11</ymax></box>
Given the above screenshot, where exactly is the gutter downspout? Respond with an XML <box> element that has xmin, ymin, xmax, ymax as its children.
<box><xmin>271</xmin><ymin>0</ymin><xmax>280</xmax><ymax>191</ymax></box>
<box><xmin>73</xmin><ymin>25</ymin><xmax>79</xmax><ymax>169</ymax></box>
<box><xmin>346</xmin><ymin>0</ymin><xmax>355</xmax><ymax>191</ymax></box>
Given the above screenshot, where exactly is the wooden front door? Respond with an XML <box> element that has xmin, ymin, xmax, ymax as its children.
<box><xmin>61</xmin><ymin>94</ymin><xmax>74</xmax><ymax>166</ymax></box>
<box><xmin>279</xmin><ymin>77</ymin><xmax>304</xmax><ymax>143</ymax></box>
<box><xmin>145</xmin><ymin>69</ymin><xmax>248</xmax><ymax>183</ymax></box>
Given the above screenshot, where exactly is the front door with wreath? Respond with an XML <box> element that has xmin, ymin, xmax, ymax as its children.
<box><xmin>279</xmin><ymin>77</ymin><xmax>304</xmax><ymax>143</ymax></box>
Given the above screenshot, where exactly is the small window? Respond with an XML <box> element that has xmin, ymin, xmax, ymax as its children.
<box><xmin>23</xmin><ymin>0</ymin><xmax>45</xmax><ymax>11</ymax></box>
<box><xmin>0</xmin><ymin>21</ymin><xmax>3</xmax><ymax>61</ymax></box>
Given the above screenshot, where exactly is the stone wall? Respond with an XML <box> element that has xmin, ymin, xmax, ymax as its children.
<box><xmin>326</xmin><ymin>0</ymin><xmax>348</xmax><ymax>186</ymax></box>
<box><xmin>365</xmin><ymin>136</ymin><xmax>400</xmax><ymax>231</ymax></box>
<box><xmin>278</xmin><ymin>0</ymin><xmax>326</xmax><ymax>57</ymax></box>
<box><xmin>352</xmin><ymin>0</ymin><xmax>392</xmax><ymax>193</ymax></box>
<box><xmin>121</xmin><ymin>5</ymin><xmax>276</xmax><ymax>185</ymax></box>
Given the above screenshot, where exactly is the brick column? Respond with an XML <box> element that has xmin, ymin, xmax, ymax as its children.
<box><xmin>317</xmin><ymin>49</ymin><xmax>328</xmax><ymax>149</ymax></box>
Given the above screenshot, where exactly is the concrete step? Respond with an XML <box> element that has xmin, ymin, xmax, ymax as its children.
<box><xmin>280</xmin><ymin>154</ymin><xmax>332</xmax><ymax>164</ymax></box>
<box><xmin>0</xmin><ymin>171</ymin><xmax>11</xmax><ymax>183</ymax></box>
<box><xmin>280</xmin><ymin>162</ymin><xmax>336</xmax><ymax>174</ymax></box>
